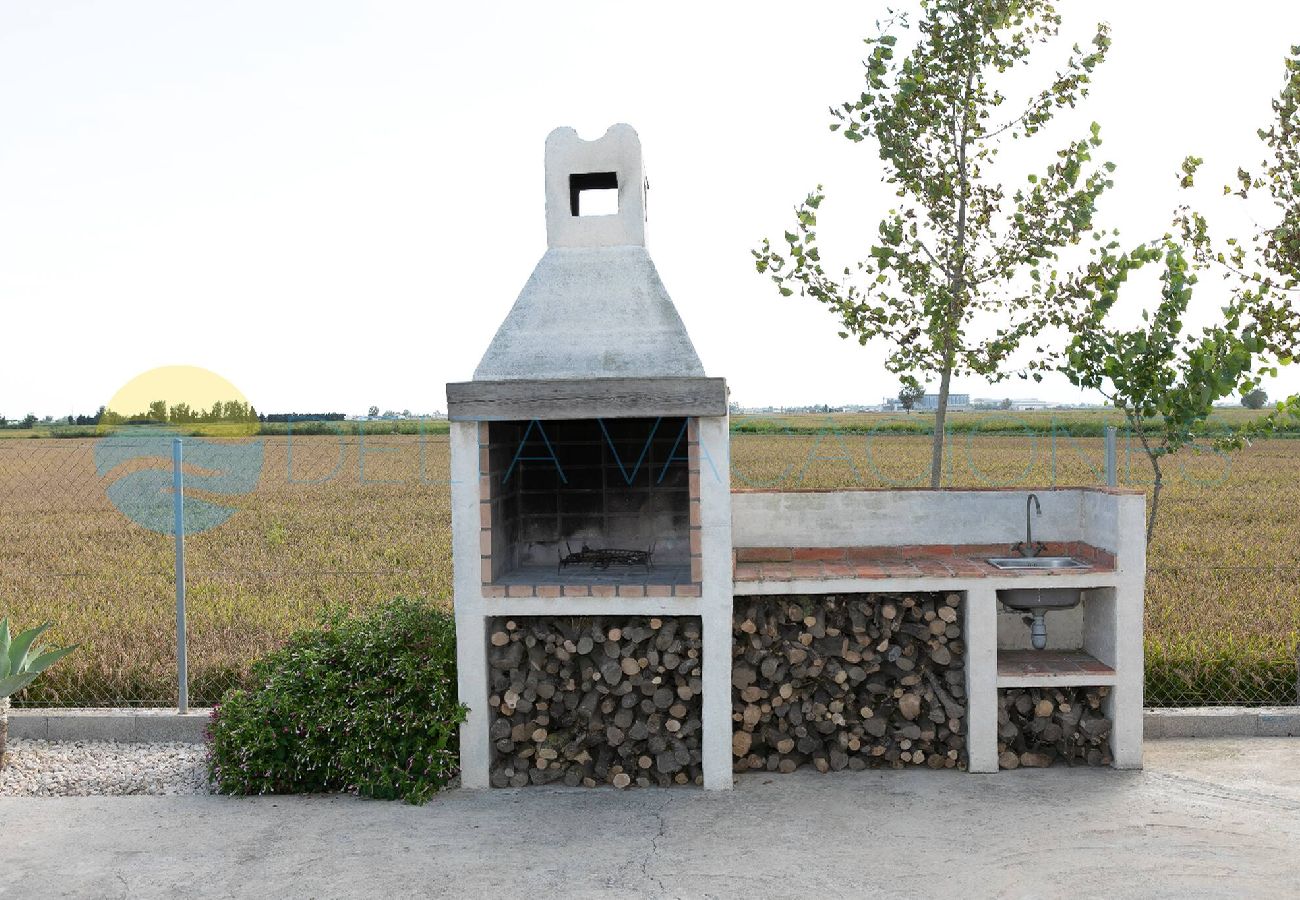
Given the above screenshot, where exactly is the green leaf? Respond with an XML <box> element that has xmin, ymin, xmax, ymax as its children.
<box><xmin>0</xmin><ymin>673</ymin><xmax>39</xmax><ymax>698</ymax></box>
<box><xmin>8</xmin><ymin>622</ymin><xmax>49</xmax><ymax>674</ymax></box>
<box><xmin>24</xmin><ymin>644</ymin><xmax>80</xmax><ymax>676</ymax></box>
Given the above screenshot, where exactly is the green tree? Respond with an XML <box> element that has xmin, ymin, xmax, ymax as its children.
<box><xmin>897</xmin><ymin>382</ymin><xmax>926</xmax><ymax>412</ymax></box>
<box><xmin>367</xmin><ymin>405</ymin><xmax>380</xmax><ymax>418</ymax></box>
<box><xmin>1057</xmin><ymin>160</ymin><xmax>1300</xmax><ymax>542</ymax></box>
<box><xmin>1215</xmin><ymin>47</ymin><xmax>1300</xmax><ymax>433</ymax></box>
<box><xmin>20</xmin><ymin>414</ymin><xmax>37</xmax><ymax>429</ymax></box>
<box><xmin>754</xmin><ymin>0</ymin><xmax>1114</xmax><ymax>487</ymax></box>
<box><xmin>147</xmin><ymin>400</ymin><xmax>168</xmax><ymax>422</ymax></box>
<box><xmin>1229</xmin><ymin>45</ymin><xmax>1300</xmax><ymax>288</ymax></box>
<box><xmin>1241</xmin><ymin>388</ymin><xmax>1269</xmax><ymax>409</ymax></box>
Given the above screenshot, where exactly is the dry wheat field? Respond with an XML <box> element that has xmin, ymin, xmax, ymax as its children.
<box><xmin>1</xmin><ymin>425</ymin><xmax>1297</xmax><ymax>706</ymax></box>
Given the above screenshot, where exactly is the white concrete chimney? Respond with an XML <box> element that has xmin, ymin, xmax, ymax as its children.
<box><xmin>462</xmin><ymin>123</ymin><xmax>715</xmax><ymax>393</ymax></box>
<box><xmin>545</xmin><ymin>123</ymin><xmax>647</xmax><ymax>249</ymax></box>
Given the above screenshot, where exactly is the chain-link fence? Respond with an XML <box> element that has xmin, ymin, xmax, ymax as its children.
<box><xmin>1</xmin><ymin>420</ymin><xmax>1296</xmax><ymax>708</ymax></box>
<box><xmin>1</xmin><ymin>430</ymin><xmax>453</xmax><ymax>708</ymax></box>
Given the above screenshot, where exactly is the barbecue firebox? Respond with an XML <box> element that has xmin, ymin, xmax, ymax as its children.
<box><xmin>478</xmin><ymin>414</ymin><xmax>695</xmax><ymax>593</ymax></box>
<box><xmin>447</xmin><ymin>124</ymin><xmax>734</xmax><ymax>789</ymax></box>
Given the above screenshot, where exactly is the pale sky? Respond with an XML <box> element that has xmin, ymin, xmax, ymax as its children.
<box><xmin>3</xmin><ymin>1</ymin><xmax>1299</xmax><ymax>417</ymax></box>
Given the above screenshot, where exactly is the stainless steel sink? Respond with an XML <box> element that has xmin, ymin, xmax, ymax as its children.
<box><xmin>986</xmin><ymin>556</ymin><xmax>1091</xmax><ymax>570</ymax></box>
<box><xmin>999</xmin><ymin>586</ymin><xmax>1086</xmax><ymax>649</ymax></box>
<box><xmin>997</xmin><ymin>587</ymin><xmax>1084</xmax><ymax>611</ymax></box>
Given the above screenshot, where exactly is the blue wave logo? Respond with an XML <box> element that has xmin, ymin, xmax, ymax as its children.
<box><xmin>95</xmin><ymin>429</ymin><xmax>264</xmax><ymax>534</ymax></box>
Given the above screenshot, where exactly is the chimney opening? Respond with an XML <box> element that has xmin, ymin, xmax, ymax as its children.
<box><xmin>569</xmin><ymin>171</ymin><xmax>619</xmax><ymax>217</ymax></box>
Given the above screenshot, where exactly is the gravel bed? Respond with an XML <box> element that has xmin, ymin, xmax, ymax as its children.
<box><xmin>0</xmin><ymin>740</ymin><xmax>212</xmax><ymax>796</ymax></box>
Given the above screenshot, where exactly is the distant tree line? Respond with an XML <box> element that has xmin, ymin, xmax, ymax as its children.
<box><xmin>96</xmin><ymin>399</ymin><xmax>260</xmax><ymax>426</ymax></box>
<box><xmin>2</xmin><ymin>405</ymin><xmax>351</xmax><ymax>428</ymax></box>
<box><xmin>260</xmin><ymin>412</ymin><xmax>346</xmax><ymax>423</ymax></box>
<box><xmin>98</xmin><ymin>402</ymin><xmax>346</xmax><ymax>425</ymax></box>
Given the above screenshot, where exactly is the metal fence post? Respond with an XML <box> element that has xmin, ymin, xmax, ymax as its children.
<box><xmin>173</xmin><ymin>437</ymin><xmax>188</xmax><ymax>714</ymax></box>
<box><xmin>1104</xmin><ymin>426</ymin><xmax>1117</xmax><ymax>487</ymax></box>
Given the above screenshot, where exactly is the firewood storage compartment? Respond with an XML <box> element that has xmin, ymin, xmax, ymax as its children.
<box><xmin>488</xmin><ymin>615</ymin><xmax>704</xmax><ymax>787</ymax></box>
<box><xmin>732</xmin><ymin>594</ymin><xmax>968</xmax><ymax>773</ymax></box>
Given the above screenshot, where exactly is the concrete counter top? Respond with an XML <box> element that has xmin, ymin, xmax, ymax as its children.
<box><xmin>733</xmin><ymin>541</ymin><xmax>1116</xmax><ymax>589</ymax></box>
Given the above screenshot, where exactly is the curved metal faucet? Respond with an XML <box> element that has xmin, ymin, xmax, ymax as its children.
<box><xmin>1012</xmin><ymin>492</ymin><xmax>1047</xmax><ymax>557</ymax></box>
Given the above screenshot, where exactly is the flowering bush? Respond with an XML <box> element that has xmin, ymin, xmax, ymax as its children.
<box><xmin>207</xmin><ymin>597</ymin><xmax>464</xmax><ymax>804</ymax></box>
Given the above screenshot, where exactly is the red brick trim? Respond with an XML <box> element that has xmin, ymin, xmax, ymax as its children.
<box><xmin>732</xmin><ymin>542</ymin><xmax>1116</xmax><ymax>584</ymax></box>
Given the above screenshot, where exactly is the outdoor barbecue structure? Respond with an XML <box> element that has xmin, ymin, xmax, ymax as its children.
<box><xmin>447</xmin><ymin>124</ymin><xmax>1147</xmax><ymax>790</ymax></box>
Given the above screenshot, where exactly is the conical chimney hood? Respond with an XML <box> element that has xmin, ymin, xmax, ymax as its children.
<box><xmin>448</xmin><ymin>124</ymin><xmax>726</xmax><ymax>421</ymax></box>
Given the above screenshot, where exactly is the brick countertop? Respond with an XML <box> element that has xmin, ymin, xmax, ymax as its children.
<box><xmin>732</xmin><ymin>542</ymin><xmax>1116</xmax><ymax>584</ymax></box>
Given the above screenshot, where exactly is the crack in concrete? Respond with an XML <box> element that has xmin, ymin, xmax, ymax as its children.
<box><xmin>639</xmin><ymin>793</ymin><xmax>672</xmax><ymax>897</ymax></box>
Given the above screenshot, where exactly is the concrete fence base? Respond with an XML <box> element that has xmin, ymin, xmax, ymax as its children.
<box><xmin>9</xmin><ymin>708</ymin><xmax>211</xmax><ymax>743</ymax></box>
<box><xmin>6</xmin><ymin>706</ymin><xmax>1298</xmax><ymax>746</ymax></box>
<box><xmin>1143</xmin><ymin>707</ymin><xmax>1300</xmax><ymax>739</ymax></box>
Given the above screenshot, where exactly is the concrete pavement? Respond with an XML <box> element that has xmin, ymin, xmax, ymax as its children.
<box><xmin>3</xmin><ymin>738</ymin><xmax>1299</xmax><ymax>899</ymax></box>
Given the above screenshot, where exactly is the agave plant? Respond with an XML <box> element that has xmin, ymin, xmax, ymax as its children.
<box><xmin>1</xmin><ymin>619</ymin><xmax>78</xmax><ymax>767</ymax></box>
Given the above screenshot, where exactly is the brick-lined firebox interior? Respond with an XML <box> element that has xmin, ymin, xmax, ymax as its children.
<box><xmin>479</xmin><ymin>418</ymin><xmax>702</xmax><ymax>598</ymax></box>
<box><xmin>732</xmin><ymin>594</ymin><xmax>968</xmax><ymax>773</ymax></box>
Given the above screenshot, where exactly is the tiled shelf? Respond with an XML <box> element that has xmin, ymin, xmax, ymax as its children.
<box><xmin>996</xmin><ymin>649</ymin><xmax>1116</xmax><ymax>688</ymax></box>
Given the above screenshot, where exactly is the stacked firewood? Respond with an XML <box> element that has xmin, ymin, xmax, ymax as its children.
<box><xmin>732</xmin><ymin>594</ymin><xmax>967</xmax><ymax>773</ymax></box>
<box><xmin>488</xmin><ymin>616</ymin><xmax>703</xmax><ymax>788</ymax></box>
<box><xmin>997</xmin><ymin>686</ymin><xmax>1113</xmax><ymax>768</ymax></box>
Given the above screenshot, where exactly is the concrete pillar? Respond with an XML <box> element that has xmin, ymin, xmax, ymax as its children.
<box><xmin>1109</xmin><ymin>493</ymin><xmax>1147</xmax><ymax>769</ymax></box>
<box><xmin>450</xmin><ymin>420</ymin><xmax>491</xmax><ymax>789</ymax></box>
<box><xmin>697</xmin><ymin>415</ymin><xmax>734</xmax><ymax>790</ymax></box>
<box><xmin>964</xmin><ymin>585</ymin><xmax>999</xmax><ymax>774</ymax></box>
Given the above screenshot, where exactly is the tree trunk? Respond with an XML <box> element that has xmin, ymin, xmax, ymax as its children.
<box><xmin>930</xmin><ymin>64</ymin><xmax>974</xmax><ymax>490</ymax></box>
<box><xmin>929</xmin><ymin>366</ymin><xmax>952</xmax><ymax>488</ymax></box>
<box><xmin>1130</xmin><ymin>415</ymin><xmax>1163</xmax><ymax>544</ymax></box>
<box><xmin>1146</xmin><ymin>457</ymin><xmax>1163</xmax><ymax>545</ymax></box>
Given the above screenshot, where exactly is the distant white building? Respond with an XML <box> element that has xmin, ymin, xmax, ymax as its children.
<box><xmin>918</xmin><ymin>393</ymin><xmax>970</xmax><ymax>410</ymax></box>
<box><xmin>972</xmin><ymin>397</ymin><xmax>1055</xmax><ymax>411</ymax></box>
<box><xmin>1013</xmin><ymin>399</ymin><xmax>1051</xmax><ymax>411</ymax></box>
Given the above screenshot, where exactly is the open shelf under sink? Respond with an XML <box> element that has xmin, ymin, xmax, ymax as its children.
<box><xmin>997</xmin><ymin>649</ymin><xmax>1116</xmax><ymax>687</ymax></box>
